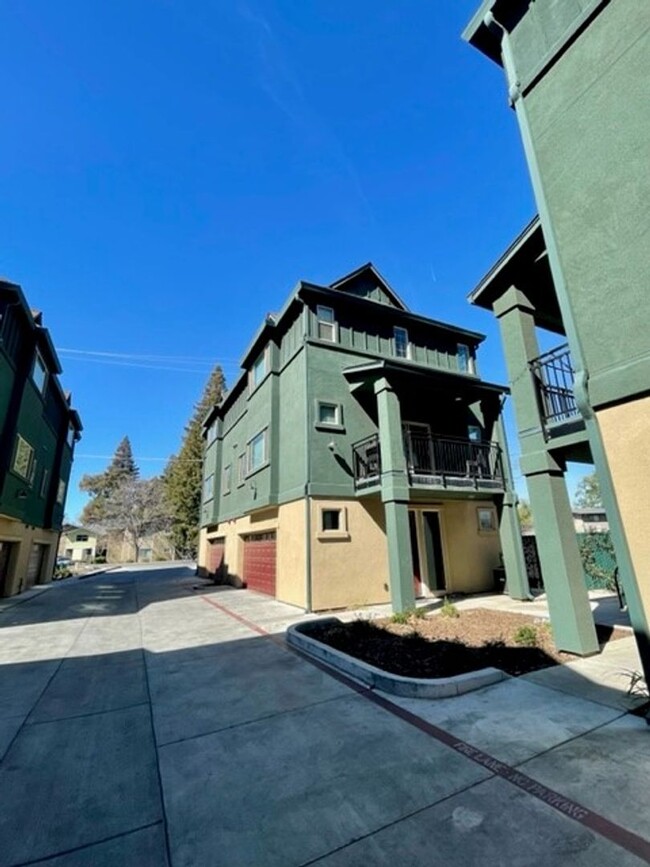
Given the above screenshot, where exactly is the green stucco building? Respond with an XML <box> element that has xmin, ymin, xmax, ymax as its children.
<box><xmin>198</xmin><ymin>264</ymin><xmax>527</xmax><ymax>612</ymax></box>
<box><xmin>464</xmin><ymin>0</ymin><xmax>650</xmax><ymax>674</ymax></box>
<box><xmin>0</xmin><ymin>280</ymin><xmax>82</xmax><ymax>596</ymax></box>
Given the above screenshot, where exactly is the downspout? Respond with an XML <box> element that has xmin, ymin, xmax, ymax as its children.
<box><xmin>485</xmin><ymin>10</ymin><xmax>650</xmax><ymax>679</ymax></box>
<box><xmin>303</xmin><ymin>310</ymin><xmax>313</xmax><ymax>613</ymax></box>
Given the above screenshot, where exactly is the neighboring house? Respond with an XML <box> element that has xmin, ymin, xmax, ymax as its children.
<box><xmin>59</xmin><ymin>525</ymin><xmax>98</xmax><ymax>563</ymax></box>
<box><xmin>464</xmin><ymin>1</ymin><xmax>650</xmax><ymax>676</ymax></box>
<box><xmin>0</xmin><ymin>280</ymin><xmax>82</xmax><ymax>597</ymax></box>
<box><xmin>198</xmin><ymin>263</ymin><xmax>526</xmax><ymax>613</ymax></box>
<box><xmin>105</xmin><ymin>531</ymin><xmax>174</xmax><ymax>564</ymax></box>
<box><xmin>572</xmin><ymin>509</ymin><xmax>608</xmax><ymax>535</ymax></box>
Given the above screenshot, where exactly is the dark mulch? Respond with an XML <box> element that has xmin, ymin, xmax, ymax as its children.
<box><xmin>305</xmin><ymin>609</ymin><xmax>628</xmax><ymax>678</ymax></box>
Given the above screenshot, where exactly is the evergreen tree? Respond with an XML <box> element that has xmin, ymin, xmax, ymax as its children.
<box><xmin>164</xmin><ymin>365</ymin><xmax>226</xmax><ymax>558</ymax></box>
<box><xmin>80</xmin><ymin>436</ymin><xmax>139</xmax><ymax>526</ymax></box>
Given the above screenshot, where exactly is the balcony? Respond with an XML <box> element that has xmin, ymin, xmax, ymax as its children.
<box><xmin>352</xmin><ymin>432</ymin><xmax>505</xmax><ymax>492</ymax></box>
<box><xmin>529</xmin><ymin>344</ymin><xmax>581</xmax><ymax>432</ymax></box>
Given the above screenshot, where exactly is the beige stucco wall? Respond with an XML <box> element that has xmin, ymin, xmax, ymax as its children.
<box><xmin>58</xmin><ymin>533</ymin><xmax>98</xmax><ymax>561</ymax></box>
<box><xmin>597</xmin><ymin>399</ymin><xmax>650</xmax><ymax>617</ymax></box>
<box><xmin>0</xmin><ymin>517</ymin><xmax>58</xmax><ymax>596</ymax></box>
<box><xmin>430</xmin><ymin>500</ymin><xmax>501</xmax><ymax>594</ymax></box>
<box><xmin>310</xmin><ymin>496</ymin><xmax>390</xmax><ymax>611</ymax></box>
<box><xmin>202</xmin><ymin>502</ymin><xmax>306</xmax><ymax>608</ymax></box>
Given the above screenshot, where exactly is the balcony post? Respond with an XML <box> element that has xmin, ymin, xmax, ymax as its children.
<box><xmin>494</xmin><ymin>414</ymin><xmax>530</xmax><ymax>600</ymax></box>
<box><xmin>494</xmin><ymin>287</ymin><xmax>599</xmax><ymax>655</ymax></box>
<box><xmin>374</xmin><ymin>377</ymin><xmax>415</xmax><ymax>613</ymax></box>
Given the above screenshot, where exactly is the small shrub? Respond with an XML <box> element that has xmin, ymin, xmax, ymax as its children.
<box><xmin>411</xmin><ymin>607</ymin><xmax>428</xmax><ymax>620</ymax></box>
<box><xmin>513</xmin><ymin>625</ymin><xmax>538</xmax><ymax>647</ymax></box>
<box><xmin>391</xmin><ymin>610</ymin><xmax>410</xmax><ymax>625</ymax></box>
<box><xmin>440</xmin><ymin>597</ymin><xmax>459</xmax><ymax>618</ymax></box>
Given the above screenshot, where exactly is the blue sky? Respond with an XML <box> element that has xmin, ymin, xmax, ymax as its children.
<box><xmin>0</xmin><ymin>1</ymin><xmax>588</xmax><ymax>519</ymax></box>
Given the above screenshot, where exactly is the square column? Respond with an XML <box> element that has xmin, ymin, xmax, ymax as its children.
<box><xmin>494</xmin><ymin>415</ymin><xmax>530</xmax><ymax>601</ymax></box>
<box><xmin>495</xmin><ymin>288</ymin><xmax>599</xmax><ymax>655</ymax></box>
<box><xmin>374</xmin><ymin>377</ymin><xmax>415</xmax><ymax>613</ymax></box>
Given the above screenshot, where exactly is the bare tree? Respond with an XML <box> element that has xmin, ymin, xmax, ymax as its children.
<box><xmin>97</xmin><ymin>478</ymin><xmax>171</xmax><ymax>563</ymax></box>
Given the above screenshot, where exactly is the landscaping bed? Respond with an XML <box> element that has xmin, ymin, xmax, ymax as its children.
<box><xmin>304</xmin><ymin>608</ymin><xmax>627</xmax><ymax>678</ymax></box>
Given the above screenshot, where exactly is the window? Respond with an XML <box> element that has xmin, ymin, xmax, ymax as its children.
<box><xmin>207</xmin><ymin>423</ymin><xmax>217</xmax><ymax>446</ymax></box>
<box><xmin>77</xmin><ymin>534</ymin><xmax>89</xmax><ymax>542</ymax></box>
<box><xmin>67</xmin><ymin>425</ymin><xmax>76</xmax><ymax>447</ymax></box>
<box><xmin>316</xmin><ymin>306</ymin><xmax>336</xmax><ymax>342</ymax></box>
<box><xmin>477</xmin><ymin>508</ymin><xmax>496</xmax><ymax>532</ymax></box>
<box><xmin>39</xmin><ymin>468</ymin><xmax>49</xmax><ymax>498</ymax></box>
<box><xmin>56</xmin><ymin>479</ymin><xmax>66</xmax><ymax>504</ymax></box>
<box><xmin>203</xmin><ymin>473</ymin><xmax>214</xmax><ymax>502</ymax></box>
<box><xmin>468</xmin><ymin>426</ymin><xmax>482</xmax><ymax>443</ymax></box>
<box><xmin>321</xmin><ymin>509</ymin><xmax>341</xmax><ymax>531</ymax></box>
<box><xmin>13</xmin><ymin>436</ymin><xmax>34</xmax><ymax>481</ymax></box>
<box><xmin>317</xmin><ymin>402</ymin><xmax>340</xmax><ymax>426</ymax></box>
<box><xmin>32</xmin><ymin>351</ymin><xmax>47</xmax><ymax>394</ymax></box>
<box><xmin>318</xmin><ymin>506</ymin><xmax>349</xmax><ymax>539</ymax></box>
<box><xmin>393</xmin><ymin>327</ymin><xmax>410</xmax><ymax>359</ymax></box>
<box><xmin>237</xmin><ymin>453</ymin><xmax>247</xmax><ymax>485</ymax></box>
<box><xmin>250</xmin><ymin>349</ymin><xmax>268</xmax><ymax>390</ymax></box>
<box><xmin>248</xmin><ymin>429</ymin><xmax>268</xmax><ymax>473</ymax></box>
<box><xmin>223</xmin><ymin>465</ymin><xmax>232</xmax><ymax>494</ymax></box>
<box><xmin>457</xmin><ymin>344</ymin><xmax>472</xmax><ymax>373</ymax></box>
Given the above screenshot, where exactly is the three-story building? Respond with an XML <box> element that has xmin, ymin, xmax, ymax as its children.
<box><xmin>198</xmin><ymin>264</ymin><xmax>526</xmax><ymax>612</ymax></box>
<box><xmin>0</xmin><ymin>279</ymin><xmax>82</xmax><ymax>596</ymax></box>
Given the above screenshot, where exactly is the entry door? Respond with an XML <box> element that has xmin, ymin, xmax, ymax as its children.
<box><xmin>0</xmin><ymin>542</ymin><xmax>13</xmax><ymax>597</ymax></box>
<box><xmin>408</xmin><ymin>512</ymin><xmax>423</xmax><ymax>597</ymax></box>
<box><xmin>422</xmin><ymin>512</ymin><xmax>446</xmax><ymax>592</ymax></box>
<box><xmin>26</xmin><ymin>543</ymin><xmax>47</xmax><ymax>588</ymax></box>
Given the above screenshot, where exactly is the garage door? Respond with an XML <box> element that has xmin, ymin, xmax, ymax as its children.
<box><xmin>242</xmin><ymin>532</ymin><xmax>276</xmax><ymax>596</ymax></box>
<box><xmin>207</xmin><ymin>539</ymin><xmax>225</xmax><ymax>578</ymax></box>
<box><xmin>26</xmin><ymin>543</ymin><xmax>47</xmax><ymax>587</ymax></box>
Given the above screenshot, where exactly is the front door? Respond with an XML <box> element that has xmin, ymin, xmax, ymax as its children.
<box><xmin>422</xmin><ymin>511</ymin><xmax>446</xmax><ymax>592</ymax></box>
<box><xmin>0</xmin><ymin>542</ymin><xmax>13</xmax><ymax>597</ymax></box>
<box><xmin>408</xmin><ymin>511</ymin><xmax>422</xmax><ymax>597</ymax></box>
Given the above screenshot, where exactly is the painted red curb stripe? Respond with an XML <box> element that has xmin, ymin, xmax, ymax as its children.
<box><xmin>201</xmin><ymin>596</ymin><xmax>650</xmax><ymax>862</ymax></box>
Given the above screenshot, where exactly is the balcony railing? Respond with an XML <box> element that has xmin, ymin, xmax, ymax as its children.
<box><xmin>529</xmin><ymin>344</ymin><xmax>579</xmax><ymax>427</ymax></box>
<box><xmin>352</xmin><ymin>433</ymin><xmax>504</xmax><ymax>490</ymax></box>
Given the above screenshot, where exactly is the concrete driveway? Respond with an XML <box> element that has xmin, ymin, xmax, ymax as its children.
<box><xmin>0</xmin><ymin>565</ymin><xmax>648</xmax><ymax>866</ymax></box>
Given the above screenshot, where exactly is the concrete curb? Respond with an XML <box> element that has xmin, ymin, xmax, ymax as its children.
<box><xmin>286</xmin><ymin>618</ymin><xmax>508</xmax><ymax>699</ymax></box>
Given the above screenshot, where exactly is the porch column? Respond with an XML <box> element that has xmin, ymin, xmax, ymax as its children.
<box><xmin>374</xmin><ymin>377</ymin><xmax>415</xmax><ymax>612</ymax></box>
<box><xmin>494</xmin><ymin>288</ymin><xmax>598</xmax><ymax>655</ymax></box>
<box><xmin>494</xmin><ymin>414</ymin><xmax>530</xmax><ymax>600</ymax></box>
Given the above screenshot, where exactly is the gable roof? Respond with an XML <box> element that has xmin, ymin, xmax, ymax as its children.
<box><xmin>329</xmin><ymin>262</ymin><xmax>408</xmax><ymax>311</ymax></box>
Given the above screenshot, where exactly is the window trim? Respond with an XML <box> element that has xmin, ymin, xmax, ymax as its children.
<box><xmin>315</xmin><ymin>401</ymin><xmax>344</xmax><ymax>432</ymax></box>
<box><xmin>316</xmin><ymin>306</ymin><xmax>337</xmax><ymax>343</ymax></box>
<box><xmin>203</xmin><ymin>473</ymin><xmax>215</xmax><ymax>503</ymax></box>
<box><xmin>317</xmin><ymin>505</ymin><xmax>350</xmax><ymax>540</ymax></box>
<box><xmin>477</xmin><ymin>507</ymin><xmax>496</xmax><ymax>533</ymax></box>
<box><xmin>222</xmin><ymin>465</ymin><xmax>232</xmax><ymax>495</ymax></box>
<box><xmin>393</xmin><ymin>326</ymin><xmax>411</xmax><ymax>360</ymax></box>
<box><xmin>13</xmin><ymin>435</ymin><xmax>35</xmax><ymax>482</ymax></box>
<box><xmin>249</xmin><ymin>347</ymin><xmax>269</xmax><ymax>393</ymax></box>
<box><xmin>457</xmin><ymin>343</ymin><xmax>474</xmax><ymax>374</ymax></box>
<box><xmin>32</xmin><ymin>350</ymin><xmax>48</xmax><ymax>395</ymax></box>
<box><xmin>247</xmin><ymin>428</ymin><xmax>269</xmax><ymax>476</ymax></box>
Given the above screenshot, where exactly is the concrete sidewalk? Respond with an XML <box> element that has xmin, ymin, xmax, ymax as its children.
<box><xmin>0</xmin><ymin>565</ymin><xmax>647</xmax><ymax>866</ymax></box>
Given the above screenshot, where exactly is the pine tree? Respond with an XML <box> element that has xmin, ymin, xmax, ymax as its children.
<box><xmin>164</xmin><ymin>365</ymin><xmax>226</xmax><ymax>558</ymax></box>
<box><xmin>80</xmin><ymin>436</ymin><xmax>139</xmax><ymax>526</ymax></box>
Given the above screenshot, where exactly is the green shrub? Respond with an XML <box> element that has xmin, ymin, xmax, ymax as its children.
<box><xmin>440</xmin><ymin>597</ymin><xmax>459</xmax><ymax>618</ymax></box>
<box><xmin>411</xmin><ymin>606</ymin><xmax>428</xmax><ymax>620</ymax></box>
<box><xmin>513</xmin><ymin>625</ymin><xmax>538</xmax><ymax>647</ymax></box>
<box><xmin>391</xmin><ymin>610</ymin><xmax>410</xmax><ymax>625</ymax></box>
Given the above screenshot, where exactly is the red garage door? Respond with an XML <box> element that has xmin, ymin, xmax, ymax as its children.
<box><xmin>207</xmin><ymin>540</ymin><xmax>225</xmax><ymax>578</ymax></box>
<box><xmin>242</xmin><ymin>532</ymin><xmax>276</xmax><ymax>596</ymax></box>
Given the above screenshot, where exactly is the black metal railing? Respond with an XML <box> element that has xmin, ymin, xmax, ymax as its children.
<box><xmin>352</xmin><ymin>434</ymin><xmax>382</xmax><ymax>484</ymax></box>
<box><xmin>529</xmin><ymin>343</ymin><xmax>579</xmax><ymax>426</ymax></box>
<box><xmin>352</xmin><ymin>432</ymin><xmax>504</xmax><ymax>488</ymax></box>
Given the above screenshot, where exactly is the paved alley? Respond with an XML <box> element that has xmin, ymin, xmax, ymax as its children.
<box><xmin>0</xmin><ymin>565</ymin><xmax>648</xmax><ymax>866</ymax></box>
